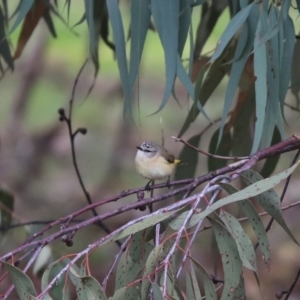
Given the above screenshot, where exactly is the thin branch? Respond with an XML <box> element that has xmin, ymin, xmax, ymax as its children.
<box><xmin>284</xmin><ymin>268</ymin><xmax>300</xmax><ymax>299</ymax></box>
<box><xmin>172</xmin><ymin>136</ymin><xmax>249</xmax><ymax>160</ymax></box>
<box><xmin>0</xmin><ymin>219</ymin><xmax>83</xmax><ymax>231</ymax></box>
<box><xmin>101</xmin><ymin>236</ymin><xmax>131</xmax><ymax>290</ymax></box>
<box><xmin>58</xmin><ymin>59</ymin><xmax>121</xmax><ymax>247</ymax></box>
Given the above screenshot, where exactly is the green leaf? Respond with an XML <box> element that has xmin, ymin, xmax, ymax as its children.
<box><xmin>240</xmin><ymin>169</ymin><xmax>299</xmax><ymax>244</ymax></box>
<box><xmin>174</xmin><ymin>133</ymin><xmax>201</xmax><ymax>200</ymax></box>
<box><xmin>160</xmin><ymin>271</ymin><xmax>184</xmax><ymax>300</ymax></box>
<box><xmin>106</xmin><ymin>0</ymin><xmax>132</xmax><ymax>118</ymax></box>
<box><xmin>190</xmin><ymin>258</ymin><xmax>217</xmax><ymax>300</ymax></box>
<box><xmin>239</xmin><ymin>200</ymin><xmax>270</xmax><ymax>268</ymax></box>
<box><xmin>115</xmin><ymin>233</ymin><xmax>153</xmax><ymax>298</ymax></box>
<box><xmin>172</xmin><ymin>161</ymin><xmax>300</xmax><ymax>229</ymax></box>
<box><xmin>219</xmin><ymin>210</ymin><xmax>257</xmax><ymax>271</ymax></box>
<box><xmin>208</xmin><ymin>128</ymin><xmax>231</xmax><ymax>172</ymax></box>
<box><xmin>150</xmin><ymin>0</ymin><xmax>179</xmax><ymax>114</ymax></box>
<box><xmin>186</xmin><ymin>273</ymin><xmax>196</xmax><ymax>300</ymax></box>
<box><xmin>260</xmin><ymin>126</ymin><xmax>281</xmax><ymax>178</ymax></box>
<box><xmin>168</xmin><ymin>210</ymin><xmax>203</xmax><ymax>230</ymax></box>
<box><xmin>84</xmin><ymin>0</ymin><xmax>95</xmax><ymax>56</ymax></box>
<box><xmin>0</xmin><ymin>188</ymin><xmax>14</xmax><ymax>229</ymax></box>
<box><xmin>252</xmin><ymin>18</ymin><xmax>267</xmax><ymax>153</ymax></box>
<box><xmin>178</xmin><ymin>49</ymin><xmax>232</xmax><ymax>138</ymax></box>
<box><xmin>220</xmin><ymin>182</ymin><xmax>270</xmax><ymax>268</ymax></box>
<box><xmin>110</xmin><ymin>211</ymin><xmax>178</xmax><ymax>245</ymax></box>
<box><xmin>108</xmin><ymin>287</ymin><xmax>127</xmax><ymax>300</ymax></box>
<box><xmin>41</xmin><ymin>258</ymin><xmax>70</xmax><ymax>298</ymax></box>
<box><xmin>128</xmin><ymin>0</ymin><xmax>151</xmax><ymax>92</ymax></box>
<box><xmin>178</xmin><ymin>0</ymin><xmax>193</xmax><ymax>57</ymax></box>
<box><xmin>33</xmin><ymin>245</ymin><xmax>53</xmax><ymax>276</ymax></box>
<box><xmin>210</xmin><ymin>3</ymin><xmax>253</xmax><ymax>62</ymax></box>
<box><xmin>290</xmin><ymin>39</ymin><xmax>300</xmax><ymax>105</ymax></box>
<box><xmin>141</xmin><ymin>238</ymin><xmax>175</xmax><ymax>299</ymax></box>
<box><xmin>8</xmin><ymin>0</ymin><xmax>34</xmax><ymax>35</ymax></box>
<box><xmin>1</xmin><ymin>260</ymin><xmax>37</xmax><ymax>299</ymax></box>
<box><xmin>208</xmin><ymin>218</ymin><xmax>244</xmax><ymax>299</ymax></box>
<box><xmin>0</xmin><ymin>6</ymin><xmax>13</xmax><ymax>70</ymax></box>
<box><xmin>279</xmin><ymin>14</ymin><xmax>295</xmax><ymax>108</ymax></box>
<box><xmin>232</xmin><ymin>87</ymin><xmax>255</xmax><ymax>156</ymax></box>
<box><xmin>152</xmin><ymin>284</ymin><xmax>164</xmax><ymax>300</ymax></box>
<box><xmin>75</xmin><ymin>276</ymin><xmax>107</xmax><ymax>300</ymax></box>
<box><xmin>43</xmin><ymin>9</ymin><xmax>56</xmax><ymax>37</ymax></box>
<box><xmin>189</xmin><ymin>262</ymin><xmax>201</xmax><ymax>299</ymax></box>
<box><xmin>218</xmin><ymin>26</ymin><xmax>250</xmax><ymax>147</ymax></box>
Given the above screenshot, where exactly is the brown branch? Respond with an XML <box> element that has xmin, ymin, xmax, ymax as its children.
<box><xmin>172</xmin><ymin>136</ymin><xmax>250</xmax><ymax>160</ymax></box>
<box><xmin>1</xmin><ymin>134</ymin><xmax>300</xmax><ymax>287</ymax></box>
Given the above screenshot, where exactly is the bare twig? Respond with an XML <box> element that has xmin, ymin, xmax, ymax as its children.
<box><xmin>58</xmin><ymin>59</ymin><xmax>121</xmax><ymax>247</ymax></box>
<box><xmin>172</xmin><ymin>136</ymin><xmax>249</xmax><ymax>160</ymax></box>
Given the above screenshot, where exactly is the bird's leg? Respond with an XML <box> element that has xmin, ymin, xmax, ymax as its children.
<box><xmin>167</xmin><ymin>176</ymin><xmax>171</xmax><ymax>189</ymax></box>
<box><xmin>145</xmin><ymin>180</ymin><xmax>153</xmax><ymax>192</ymax></box>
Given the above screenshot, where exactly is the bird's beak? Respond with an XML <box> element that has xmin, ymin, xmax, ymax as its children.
<box><xmin>137</xmin><ymin>146</ymin><xmax>142</xmax><ymax>151</ymax></box>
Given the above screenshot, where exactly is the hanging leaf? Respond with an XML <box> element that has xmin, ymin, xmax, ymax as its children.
<box><xmin>220</xmin><ymin>183</ymin><xmax>270</xmax><ymax>269</ymax></box>
<box><xmin>0</xmin><ymin>188</ymin><xmax>14</xmax><ymax>230</ymax></box>
<box><xmin>141</xmin><ymin>238</ymin><xmax>175</xmax><ymax>299</ymax></box>
<box><xmin>106</xmin><ymin>0</ymin><xmax>132</xmax><ymax>119</ymax></box>
<box><xmin>150</xmin><ymin>0</ymin><xmax>179</xmax><ymax>114</ymax></box>
<box><xmin>190</xmin><ymin>258</ymin><xmax>217</xmax><ymax>299</ymax></box>
<box><xmin>252</xmin><ymin>18</ymin><xmax>267</xmax><ymax>153</ymax></box>
<box><xmin>208</xmin><ymin>218</ymin><xmax>244</xmax><ymax>298</ymax></box>
<box><xmin>240</xmin><ymin>169</ymin><xmax>299</xmax><ymax>245</ymax></box>
<box><xmin>0</xmin><ymin>6</ymin><xmax>13</xmax><ymax>70</ymax></box>
<box><xmin>8</xmin><ymin>0</ymin><xmax>35</xmax><ymax>35</ymax></box>
<box><xmin>1</xmin><ymin>260</ymin><xmax>37</xmax><ymax>299</ymax></box>
<box><xmin>14</xmin><ymin>0</ymin><xmax>47</xmax><ymax>59</ymax></box>
<box><xmin>174</xmin><ymin>133</ymin><xmax>201</xmax><ymax>201</ymax></box>
<box><xmin>128</xmin><ymin>0</ymin><xmax>151</xmax><ymax>92</ymax></box>
<box><xmin>260</xmin><ymin>126</ymin><xmax>281</xmax><ymax>178</ymax></box>
<box><xmin>178</xmin><ymin>42</ymin><xmax>234</xmax><ymax>138</ymax></box>
<box><xmin>208</xmin><ymin>128</ymin><xmax>232</xmax><ymax>172</ymax></box>
<box><xmin>210</xmin><ymin>3</ymin><xmax>253</xmax><ymax>62</ymax></box>
<box><xmin>219</xmin><ymin>210</ymin><xmax>257</xmax><ymax>271</ymax></box>
<box><xmin>232</xmin><ymin>85</ymin><xmax>255</xmax><ymax>156</ymax></box>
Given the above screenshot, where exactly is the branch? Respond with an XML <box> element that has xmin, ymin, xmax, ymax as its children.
<box><xmin>58</xmin><ymin>59</ymin><xmax>121</xmax><ymax>247</ymax></box>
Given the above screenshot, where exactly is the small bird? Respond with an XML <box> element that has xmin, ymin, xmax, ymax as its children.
<box><xmin>135</xmin><ymin>141</ymin><xmax>181</xmax><ymax>190</ymax></box>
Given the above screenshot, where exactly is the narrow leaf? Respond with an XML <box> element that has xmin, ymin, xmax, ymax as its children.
<box><xmin>209</xmin><ymin>218</ymin><xmax>244</xmax><ymax>298</ymax></box>
<box><xmin>152</xmin><ymin>284</ymin><xmax>164</xmax><ymax>300</ymax></box>
<box><xmin>0</xmin><ymin>188</ymin><xmax>14</xmax><ymax>229</ymax></box>
<box><xmin>178</xmin><ymin>161</ymin><xmax>300</xmax><ymax>228</ymax></box>
<box><xmin>190</xmin><ymin>258</ymin><xmax>217</xmax><ymax>300</ymax></box>
<box><xmin>1</xmin><ymin>261</ymin><xmax>37</xmax><ymax>299</ymax></box>
<box><xmin>189</xmin><ymin>262</ymin><xmax>201</xmax><ymax>299</ymax></box>
<box><xmin>107</xmin><ymin>211</ymin><xmax>178</xmax><ymax>247</ymax></box>
<box><xmin>9</xmin><ymin>0</ymin><xmax>34</xmax><ymax>35</ymax></box>
<box><xmin>150</xmin><ymin>0</ymin><xmax>179</xmax><ymax>114</ymax></box>
<box><xmin>208</xmin><ymin>128</ymin><xmax>231</xmax><ymax>171</ymax></box>
<box><xmin>240</xmin><ymin>169</ymin><xmax>299</xmax><ymax>245</ymax></box>
<box><xmin>210</xmin><ymin>3</ymin><xmax>253</xmax><ymax>62</ymax></box>
<box><xmin>106</xmin><ymin>0</ymin><xmax>132</xmax><ymax>118</ymax></box>
<box><xmin>129</xmin><ymin>0</ymin><xmax>151</xmax><ymax>91</ymax></box>
<box><xmin>252</xmin><ymin>19</ymin><xmax>267</xmax><ymax>153</ymax></box>
<box><xmin>219</xmin><ymin>210</ymin><xmax>257</xmax><ymax>271</ymax></box>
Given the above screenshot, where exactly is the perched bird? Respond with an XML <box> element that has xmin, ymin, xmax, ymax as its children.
<box><xmin>135</xmin><ymin>141</ymin><xmax>181</xmax><ymax>190</ymax></box>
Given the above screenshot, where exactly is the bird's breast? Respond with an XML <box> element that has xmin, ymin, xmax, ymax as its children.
<box><xmin>135</xmin><ymin>151</ymin><xmax>174</xmax><ymax>180</ymax></box>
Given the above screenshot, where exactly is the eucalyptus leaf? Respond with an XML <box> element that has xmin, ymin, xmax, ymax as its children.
<box><xmin>240</xmin><ymin>169</ymin><xmax>299</xmax><ymax>245</ymax></box>
<box><xmin>1</xmin><ymin>261</ymin><xmax>37</xmax><ymax>299</ymax></box>
<box><xmin>209</xmin><ymin>218</ymin><xmax>244</xmax><ymax>299</ymax></box>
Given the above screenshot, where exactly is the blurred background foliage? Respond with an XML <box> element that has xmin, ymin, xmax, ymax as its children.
<box><xmin>0</xmin><ymin>0</ymin><xmax>300</xmax><ymax>299</ymax></box>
